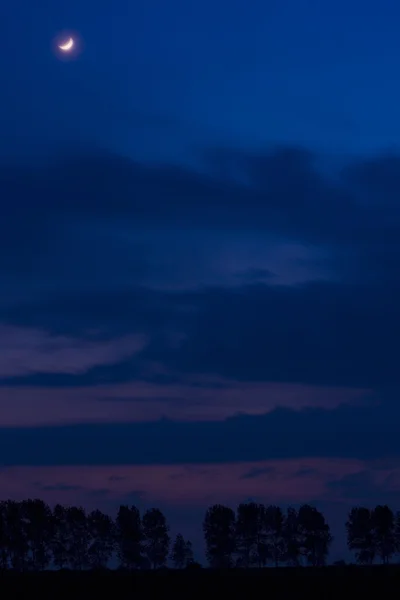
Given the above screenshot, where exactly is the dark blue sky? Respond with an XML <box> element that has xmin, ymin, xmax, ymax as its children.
<box><xmin>2</xmin><ymin>0</ymin><xmax>400</xmax><ymax>562</ymax></box>
<box><xmin>3</xmin><ymin>0</ymin><xmax>400</xmax><ymax>159</ymax></box>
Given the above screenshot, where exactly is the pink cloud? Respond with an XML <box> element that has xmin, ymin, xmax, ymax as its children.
<box><xmin>0</xmin><ymin>458</ymin><xmax>368</xmax><ymax>508</ymax></box>
<box><xmin>0</xmin><ymin>378</ymin><xmax>370</xmax><ymax>426</ymax></box>
<box><xmin>0</xmin><ymin>324</ymin><xmax>147</xmax><ymax>377</ymax></box>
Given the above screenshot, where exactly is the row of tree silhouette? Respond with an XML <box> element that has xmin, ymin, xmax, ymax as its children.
<box><xmin>0</xmin><ymin>499</ymin><xmax>397</xmax><ymax>570</ymax></box>
<box><xmin>346</xmin><ymin>505</ymin><xmax>400</xmax><ymax>565</ymax></box>
<box><xmin>204</xmin><ymin>503</ymin><xmax>331</xmax><ymax>568</ymax></box>
<box><xmin>205</xmin><ymin>503</ymin><xmax>400</xmax><ymax>568</ymax></box>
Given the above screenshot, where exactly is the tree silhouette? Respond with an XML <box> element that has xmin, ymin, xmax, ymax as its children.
<box><xmin>264</xmin><ymin>505</ymin><xmax>285</xmax><ymax>567</ymax></box>
<box><xmin>0</xmin><ymin>494</ymin><xmax>378</xmax><ymax>571</ymax></box>
<box><xmin>66</xmin><ymin>506</ymin><xmax>90</xmax><ymax>570</ymax></box>
<box><xmin>395</xmin><ymin>511</ymin><xmax>400</xmax><ymax>556</ymax></box>
<box><xmin>235</xmin><ymin>502</ymin><xmax>265</xmax><ymax>567</ymax></box>
<box><xmin>283</xmin><ymin>507</ymin><xmax>301</xmax><ymax>566</ymax></box>
<box><xmin>297</xmin><ymin>504</ymin><xmax>332</xmax><ymax>566</ymax></box>
<box><xmin>5</xmin><ymin>500</ymin><xmax>29</xmax><ymax>571</ymax></box>
<box><xmin>171</xmin><ymin>533</ymin><xmax>194</xmax><ymax>568</ymax></box>
<box><xmin>0</xmin><ymin>502</ymin><xmax>8</xmax><ymax>570</ymax></box>
<box><xmin>185</xmin><ymin>539</ymin><xmax>194</xmax><ymax>565</ymax></box>
<box><xmin>22</xmin><ymin>499</ymin><xmax>52</xmax><ymax>570</ymax></box>
<box><xmin>142</xmin><ymin>508</ymin><xmax>170</xmax><ymax>569</ymax></box>
<box><xmin>203</xmin><ymin>504</ymin><xmax>236</xmax><ymax>568</ymax></box>
<box><xmin>116</xmin><ymin>505</ymin><xmax>144</xmax><ymax>570</ymax></box>
<box><xmin>346</xmin><ymin>506</ymin><xmax>375</xmax><ymax>564</ymax></box>
<box><xmin>87</xmin><ymin>509</ymin><xmax>115</xmax><ymax>569</ymax></box>
<box><xmin>372</xmin><ymin>505</ymin><xmax>396</xmax><ymax>564</ymax></box>
<box><xmin>51</xmin><ymin>504</ymin><xmax>70</xmax><ymax>569</ymax></box>
<box><xmin>347</xmin><ymin>505</ymin><xmax>396</xmax><ymax>565</ymax></box>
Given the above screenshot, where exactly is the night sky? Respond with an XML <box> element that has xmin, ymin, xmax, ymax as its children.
<box><xmin>2</xmin><ymin>0</ymin><xmax>400</xmax><ymax>562</ymax></box>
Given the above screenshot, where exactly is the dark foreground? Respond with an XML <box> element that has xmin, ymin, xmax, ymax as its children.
<box><xmin>3</xmin><ymin>566</ymin><xmax>399</xmax><ymax>599</ymax></box>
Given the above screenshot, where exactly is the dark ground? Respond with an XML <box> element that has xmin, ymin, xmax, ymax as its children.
<box><xmin>3</xmin><ymin>566</ymin><xmax>400</xmax><ymax>599</ymax></box>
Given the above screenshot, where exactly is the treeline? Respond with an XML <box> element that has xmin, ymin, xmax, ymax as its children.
<box><xmin>0</xmin><ymin>500</ymin><xmax>192</xmax><ymax>571</ymax></box>
<box><xmin>204</xmin><ymin>503</ymin><xmax>331</xmax><ymax>568</ymax></box>
<box><xmin>346</xmin><ymin>505</ymin><xmax>400</xmax><ymax>564</ymax></box>
<box><xmin>204</xmin><ymin>502</ymin><xmax>400</xmax><ymax>568</ymax></box>
<box><xmin>0</xmin><ymin>499</ymin><xmax>398</xmax><ymax>570</ymax></box>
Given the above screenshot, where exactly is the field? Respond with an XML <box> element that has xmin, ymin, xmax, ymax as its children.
<box><xmin>3</xmin><ymin>566</ymin><xmax>399</xmax><ymax>599</ymax></box>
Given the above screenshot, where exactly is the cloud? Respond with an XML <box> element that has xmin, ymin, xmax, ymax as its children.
<box><xmin>0</xmin><ymin>401</ymin><xmax>397</xmax><ymax>466</ymax></box>
<box><xmin>0</xmin><ymin>324</ymin><xmax>147</xmax><ymax>378</ymax></box>
<box><xmin>38</xmin><ymin>483</ymin><xmax>84</xmax><ymax>492</ymax></box>
<box><xmin>0</xmin><ymin>459</ymin><xmax>366</xmax><ymax>508</ymax></box>
<box><xmin>2</xmin><ymin>145</ymin><xmax>400</xmax><ymax>435</ymax></box>
<box><xmin>0</xmin><ymin>379</ymin><xmax>362</xmax><ymax>427</ymax></box>
<box><xmin>241</xmin><ymin>467</ymin><xmax>276</xmax><ymax>479</ymax></box>
<box><xmin>155</xmin><ymin>280</ymin><xmax>400</xmax><ymax>388</ymax></box>
<box><xmin>2</xmin><ymin>278</ymin><xmax>400</xmax><ymax>390</ymax></box>
<box><xmin>326</xmin><ymin>469</ymin><xmax>400</xmax><ymax>506</ymax></box>
<box><xmin>234</xmin><ymin>268</ymin><xmax>276</xmax><ymax>282</ymax></box>
<box><xmin>2</xmin><ymin>144</ymin><xmax>399</xmax><ymax>284</ymax></box>
<box><xmin>0</xmin><ymin>151</ymin><xmax>395</xmax><ymax>295</ymax></box>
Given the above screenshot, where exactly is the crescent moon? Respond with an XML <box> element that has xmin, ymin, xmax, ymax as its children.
<box><xmin>58</xmin><ymin>37</ymin><xmax>74</xmax><ymax>51</ymax></box>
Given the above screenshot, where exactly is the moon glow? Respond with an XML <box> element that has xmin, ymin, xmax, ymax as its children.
<box><xmin>58</xmin><ymin>37</ymin><xmax>74</xmax><ymax>51</ymax></box>
<box><xmin>53</xmin><ymin>31</ymin><xmax>83</xmax><ymax>60</ymax></box>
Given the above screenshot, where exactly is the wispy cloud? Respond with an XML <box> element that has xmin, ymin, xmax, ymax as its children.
<box><xmin>0</xmin><ymin>324</ymin><xmax>147</xmax><ymax>378</ymax></box>
<box><xmin>0</xmin><ymin>380</ymin><xmax>366</xmax><ymax>427</ymax></box>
